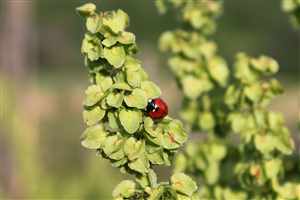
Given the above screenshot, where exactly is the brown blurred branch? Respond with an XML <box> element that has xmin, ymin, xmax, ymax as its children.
<box><xmin>0</xmin><ymin>0</ymin><xmax>34</xmax><ymax>79</ymax></box>
<box><xmin>0</xmin><ymin>0</ymin><xmax>35</xmax><ymax>197</ymax></box>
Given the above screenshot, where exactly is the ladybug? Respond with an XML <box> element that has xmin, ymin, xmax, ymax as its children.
<box><xmin>146</xmin><ymin>98</ymin><xmax>168</xmax><ymax>120</ymax></box>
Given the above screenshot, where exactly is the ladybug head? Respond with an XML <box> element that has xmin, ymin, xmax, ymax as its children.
<box><xmin>146</xmin><ymin>99</ymin><xmax>156</xmax><ymax>112</ymax></box>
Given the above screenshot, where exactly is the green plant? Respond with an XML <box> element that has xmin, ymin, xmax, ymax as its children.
<box><xmin>77</xmin><ymin>1</ymin><xmax>298</xmax><ymax>199</ymax></box>
<box><xmin>156</xmin><ymin>0</ymin><xmax>299</xmax><ymax>199</ymax></box>
<box><xmin>77</xmin><ymin>3</ymin><xmax>199</xmax><ymax>199</ymax></box>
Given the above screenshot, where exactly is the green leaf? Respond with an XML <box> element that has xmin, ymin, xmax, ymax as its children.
<box><xmin>282</xmin><ymin>0</ymin><xmax>299</xmax><ymax>12</ymax></box>
<box><xmin>103</xmin><ymin>46</ymin><xmax>126</xmax><ymax>68</ymax></box>
<box><xmin>208</xmin><ymin>57</ymin><xmax>229</xmax><ymax>87</ymax></box>
<box><xmin>124</xmin><ymin>56</ymin><xmax>141</xmax><ymax>71</ymax></box>
<box><xmin>273</xmin><ymin>182</ymin><xmax>300</xmax><ymax>199</ymax></box>
<box><xmin>124</xmin><ymin>57</ymin><xmax>148</xmax><ymax>88</ymax></box>
<box><xmin>144</xmin><ymin>117</ymin><xmax>154</xmax><ymax>133</ymax></box>
<box><xmin>109</xmin><ymin>147</ymin><xmax>125</xmax><ymax>160</ymax></box>
<box><xmin>145</xmin><ymin>132</ymin><xmax>162</xmax><ymax>146</ymax></box>
<box><xmin>124</xmin><ymin>88</ymin><xmax>148</xmax><ymax>109</ymax></box>
<box><xmin>146</xmin><ymin>143</ymin><xmax>161</xmax><ymax>154</ymax></box>
<box><xmin>83</xmin><ymin>106</ymin><xmax>106</xmax><ymax>126</ymax></box>
<box><xmin>254</xmin><ymin>134</ymin><xmax>275</xmax><ymax>154</ymax></box>
<box><xmin>141</xmin><ymin>81</ymin><xmax>162</xmax><ymax>99</ymax></box>
<box><xmin>144</xmin><ymin>117</ymin><xmax>163</xmax><ymax>138</ymax></box>
<box><xmin>106</xmin><ymin>92</ymin><xmax>124</xmax><ymax>108</ymax></box>
<box><xmin>254</xmin><ymin>109</ymin><xmax>267</xmax><ymax>129</ymax></box>
<box><xmin>112</xmin><ymin>158</ymin><xmax>127</xmax><ymax>168</ymax></box>
<box><xmin>244</xmin><ymin>83</ymin><xmax>263</xmax><ymax>103</ymax></box>
<box><xmin>166</xmin><ymin>120</ymin><xmax>187</xmax><ymax>144</ymax></box>
<box><xmin>123</xmin><ymin>137</ymin><xmax>144</xmax><ymax>161</ymax></box>
<box><xmin>174</xmin><ymin>154</ymin><xmax>187</xmax><ymax>173</ymax></box>
<box><xmin>205</xmin><ymin>162</ymin><xmax>219</xmax><ymax>185</ymax></box>
<box><xmin>250</xmin><ymin>56</ymin><xmax>279</xmax><ymax>74</ymax></box>
<box><xmin>177</xmin><ymin>193</ymin><xmax>194</xmax><ymax>200</ymax></box>
<box><xmin>128</xmin><ymin>155</ymin><xmax>149</xmax><ymax>174</ymax></box>
<box><xmin>102</xmin><ymin>37</ymin><xmax>118</xmax><ymax>47</ymax></box>
<box><xmin>76</xmin><ymin>3</ymin><xmax>96</xmax><ymax>17</ymax></box>
<box><xmin>171</xmin><ymin>173</ymin><xmax>198</xmax><ymax>196</ymax></box>
<box><xmin>234</xmin><ymin>53</ymin><xmax>258</xmax><ymax>83</ymax></box>
<box><xmin>112</xmin><ymin>82</ymin><xmax>132</xmax><ymax>91</ymax></box>
<box><xmin>224</xmin><ymin>85</ymin><xmax>241</xmax><ymax>108</ymax></box>
<box><xmin>159</xmin><ymin>31</ymin><xmax>175</xmax><ymax>52</ymax></box>
<box><xmin>113</xmin><ymin>71</ymin><xmax>126</xmax><ymax>82</ymax></box>
<box><xmin>161</xmin><ymin>132</ymin><xmax>181</xmax><ymax>150</ymax></box>
<box><xmin>200</xmin><ymin>41</ymin><xmax>217</xmax><ymax>59</ymax></box>
<box><xmin>162</xmin><ymin>151</ymin><xmax>171</xmax><ymax>166</ymax></box>
<box><xmin>103</xmin><ymin>9</ymin><xmax>129</xmax><ymax>34</ymax></box>
<box><xmin>103</xmin><ymin>135</ymin><xmax>123</xmax><ymax>156</ymax></box>
<box><xmin>168</xmin><ymin>57</ymin><xmax>198</xmax><ymax>77</ymax></box>
<box><xmin>147</xmin><ymin>151</ymin><xmax>164</xmax><ymax>165</ymax></box>
<box><xmin>183</xmin><ymin>8</ymin><xmax>202</xmax><ymax>29</ymax></box>
<box><xmin>274</xmin><ymin>128</ymin><xmax>294</xmax><ymax>155</ymax></box>
<box><xmin>228</xmin><ymin>113</ymin><xmax>246</xmax><ymax>133</ymax></box>
<box><xmin>210</xmin><ymin>143</ymin><xmax>227</xmax><ymax>161</ymax></box>
<box><xmin>214</xmin><ymin>186</ymin><xmax>247</xmax><ymax>200</ymax></box>
<box><xmin>135</xmin><ymin>173</ymin><xmax>150</xmax><ymax>189</ymax></box>
<box><xmin>95</xmin><ymin>74</ymin><xmax>113</xmax><ymax>92</ymax></box>
<box><xmin>268</xmin><ymin>112</ymin><xmax>284</xmax><ymax>131</ymax></box>
<box><xmin>81</xmin><ymin>125</ymin><xmax>107</xmax><ymax>149</ymax></box>
<box><xmin>112</xmin><ymin>180</ymin><xmax>136</xmax><ymax>198</ymax></box>
<box><xmin>182</xmin><ymin>76</ymin><xmax>213</xmax><ymax>99</ymax></box>
<box><xmin>108</xmin><ymin>112</ymin><xmax>120</xmax><ymax>130</ymax></box>
<box><xmin>100</xmin><ymin>98</ymin><xmax>108</xmax><ymax>110</ymax></box>
<box><xmin>198</xmin><ymin>112</ymin><xmax>215</xmax><ymax>131</ymax></box>
<box><xmin>264</xmin><ymin>159</ymin><xmax>282</xmax><ymax>179</ymax></box>
<box><xmin>118</xmin><ymin>32</ymin><xmax>136</xmax><ymax>44</ymax></box>
<box><xmin>126</xmin><ymin>68</ymin><xmax>142</xmax><ymax>88</ymax></box>
<box><xmin>108</xmin><ymin>147</ymin><xmax>125</xmax><ymax>160</ymax></box>
<box><xmin>86</xmin><ymin>14</ymin><xmax>101</xmax><ymax>33</ymax></box>
<box><xmin>81</xmin><ymin>34</ymin><xmax>102</xmax><ymax>61</ymax></box>
<box><xmin>155</xmin><ymin>0</ymin><xmax>167</xmax><ymax>14</ymax></box>
<box><xmin>84</xmin><ymin>85</ymin><xmax>104</xmax><ymax>106</ymax></box>
<box><xmin>148</xmin><ymin>168</ymin><xmax>158</xmax><ymax>188</ymax></box>
<box><xmin>119</xmin><ymin>109</ymin><xmax>142</xmax><ymax>134</ymax></box>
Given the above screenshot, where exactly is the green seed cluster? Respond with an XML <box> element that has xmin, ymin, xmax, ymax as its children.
<box><xmin>156</xmin><ymin>0</ymin><xmax>222</xmax><ymax>34</ymax></box>
<box><xmin>159</xmin><ymin>30</ymin><xmax>228</xmax><ymax>132</ymax></box>
<box><xmin>158</xmin><ymin>0</ymin><xmax>299</xmax><ymax>199</ymax></box>
<box><xmin>77</xmin><ymin>3</ymin><xmax>198</xmax><ymax>199</ymax></box>
<box><xmin>158</xmin><ymin>0</ymin><xmax>228</xmax><ymax>132</ymax></box>
<box><xmin>112</xmin><ymin>172</ymin><xmax>199</xmax><ymax>200</ymax></box>
<box><xmin>225</xmin><ymin>54</ymin><xmax>297</xmax><ymax>199</ymax></box>
<box><xmin>282</xmin><ymin>0</ymin><xmax>300</xmax><ymax>27</ymax></box>
<box><xmin>174</xmin><ymin>139</ymin><xmax>227</xmax><ymax>185</ymax></box>
<box><xmin>226</xmin><ymin>53</ymin><xmax>294</xmax><ymax>156</ymax></box>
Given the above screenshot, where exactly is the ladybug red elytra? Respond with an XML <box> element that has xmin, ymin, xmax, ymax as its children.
<box><xmin>146</xmin><ymin>98</ymin><xmax>168</xmax><ymax>120</ymax></box>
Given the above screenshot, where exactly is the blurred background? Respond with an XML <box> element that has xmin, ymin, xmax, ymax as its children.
<box><xmin>0</xmin><ymin>0</ymin><xmax>298</xmax><ymax>199</ymax></box>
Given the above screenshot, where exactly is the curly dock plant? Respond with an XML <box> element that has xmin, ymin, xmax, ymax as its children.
<box><xmin>158</xmin><ymin>0</ymin><xmax>229</xmax><ymax>133</ymax></box>
<box><xmin>157</xmin><ymin>0</ymin><xmax>299</xmax><ymax>199</ymax></box>
<box><xmin>77</xmin><ymin>3</ymin><xmax>198</xmax><ymax>200</ymax></box>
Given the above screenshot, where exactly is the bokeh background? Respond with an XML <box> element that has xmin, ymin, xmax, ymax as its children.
<box><xmin>0</xmin><ymin>0</ymin><xmax>298</xmax><ymax>199</ymax></box>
